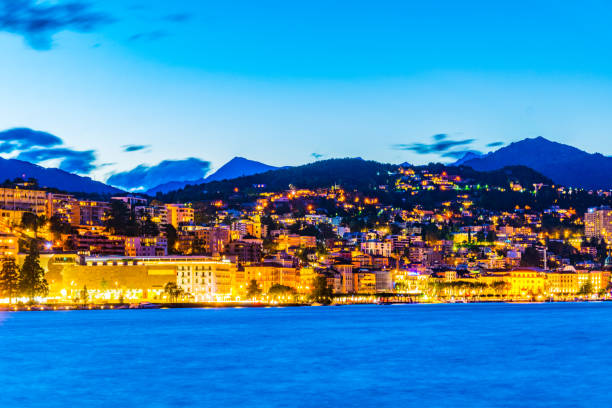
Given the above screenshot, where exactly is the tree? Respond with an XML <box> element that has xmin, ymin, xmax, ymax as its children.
<box><xmin>164</xmin><ymin>224</ymin><xmax>178</xmax><ymax>254</ymax></box>
<box><xmin>21</xmin><ymin>212</ymin><xmax>46</xmax><ymax>237</ymax></box>
<box><xmin>578</xmin><ymin>281</ymin><xmax>594</xmax><ymax>296</ymax></box>
<box><xmin>268</xmin><ymin>284</ymin><xmax>295</xmax><ymax>300</ymax></box>
<box><xmin>139</xmin><ymin>216</ymin><xmax>160</xmax><ymax>237</ymax></box>
<box><xmin>310</xmin><ymin>276</ymin><xmax>333</xmax><ymax>304</ymax></box>
<box><xmin>19</xmin><ymin>245</ymin><xmax>48</xmax><ymax>301</ymax></box>
<box><xmin>0</xmin><ymin>257</ymin><xmax>20</xmax><ymax>304</ymax></box>
<box><xmin>105</xmin><ymin>201</ymin><xmax>138</xmax><ymax>236</ymax></box>
<box><xmin>49</xmin><ymin>214</ymin><xmax>73</xmax><ymax>239</ymax></box>
<box><xmin>521</xmin><ymin>246</ymin><xmax>541</xmax><ymax>267</ymax></box>
<box><xmin>246</xmin><ymin>279</ymin><xmax>262</xmax><ymax>299</ymax></box>
<box><xmin>164</xmin><ymin>282</ymin><xmax>183</xmax><ymax>302</ymax></box>
<box><xmin>80</xmin><ymin>285</ymin><xmax>89</xmax><ymax>305</ymax></box>
<box><xmin>490</xmin><ymin>280</ymin><xmax>509</xmax><ymax>297</ymax></box>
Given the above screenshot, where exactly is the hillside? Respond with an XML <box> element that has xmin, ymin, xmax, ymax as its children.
<box><xmin>461</xmin><ymin>137</ymin><xmax>612</xmax><ymax>190</ymax></box>
<box><xmin>0</xmin><ymin>156</ymin><xmax>122</xmax><ymax>194</ymax></box>
<box><xmin>157</xmin><ymin>158</ymin><xmax>551</xmax><ymax>203</ymax></box>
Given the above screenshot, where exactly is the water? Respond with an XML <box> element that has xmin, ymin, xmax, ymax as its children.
<box><xmin>1</xmin><ymin>303</ymin><xmax>611</xmax><ymax>408</ymax></box>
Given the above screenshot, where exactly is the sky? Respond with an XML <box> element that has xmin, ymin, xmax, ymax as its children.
<box><xmin>1</xmin><ymin>0</ymin><xmax>612</xmax><ymax>191</ymax></box>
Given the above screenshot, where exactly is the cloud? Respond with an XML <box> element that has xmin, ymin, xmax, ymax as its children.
<box><xmin>129</xmin><ymin>29</ymin><xmax>167</xmax><ymax>42</ymax></box>
<box><xmin>17</xmin><ymin>147</ymin><xmax>97</xmax><ymax>173</ymax></box>
<box><xmin>432</xmin><ymin>133</ymin><xmax>448</xmax><ymax>141</ymax></box>
<box><xmin>163</xmin><ymin>12</ymin><xmax>192</xmax><ymax>22</ymax></box>
<box><xmin>122</xmin><ymin>144</ymin><xmax>150</xmax><ymax>152</ymax></box>
<box><xmin>392</xmin><ymin>134</ymin><xmax>483</xmax><ymax>162</ymax></box>
<box><xmin>487</xmin><ymin>141</ymin><xmax>504</xmax><ymax>147</ymax></box>
<box><xmin>393</xmin><ymin>138</ymin><xmax>475</xmax><ymax>154</ymax></box>
<box><xmin>106</xmin><ymin>158</ymin><xmax>211</xmax><ymax>191</ymax></box>
<box><xmin>441</xmin><ymin>149</ymin><xmax>482</xmax><ymax>159</ymax></box>
<box><xmin>0</xmin><ymin>127</ymin><xmax>63</xmax><ymax>152</ymax></box>
<box><xmin>0</xmin><ymin>0</ymin><xmax>113</xmax><ymax>50</ymax></box>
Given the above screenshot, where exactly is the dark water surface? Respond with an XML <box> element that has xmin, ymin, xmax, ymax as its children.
<box><xmin>1</xmin><ymin>303</ymin><xmax>610</xmax><ymax>407</ymax></box>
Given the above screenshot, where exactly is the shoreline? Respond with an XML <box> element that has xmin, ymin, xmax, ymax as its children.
<box><xmin>1</xmin><ymin>298</ymin><xmax>609</xmax><ymax>312</ymax></box>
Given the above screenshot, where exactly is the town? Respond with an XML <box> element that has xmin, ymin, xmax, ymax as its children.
<box><xmin>1</xmin><ymin>160</ymin><xmax>612</xmax><ymax>309</ymax></box>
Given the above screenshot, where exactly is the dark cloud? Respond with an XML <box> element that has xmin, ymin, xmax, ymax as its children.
<box><xmin>106</xmin><ymin>158</ymin><xmax>211</xmax><ymax>191</ymax></box>
<box><xmin>0</xmin><ymin>0</ymin><xmax>113</xmax><ymax>50</ymax></box>
<box><xmin>441</xmin><ymin>149</ymin><xmax>482</xmax><ymax>159</ymax></box>
<box><xmin>164</xmin><ymin>12</ymin><xmax>191</xmax><ymax>22</ymax></box>
<box><xmin>17</xmin><ymin>147</ymin><xmax>97</xmax><ymax>174</ymax></box>
<box><xmin>122</xmin><ymin>144</ymin><xmax>150</xmax><ymax>152</ymax></box>
<box><xmin>393</xmin><ymin>138</ymin><xmax>475</xmax><ymax>154</ymax></box>
<box><xmin>487</xmin><ymin>141</ymin><xmax>504</xmax><ymax>147</ymax></box>
<box><xmin>129</xmin><ymin>29</ymin><xmax>167</xmax><ymax>42</ymax></box>
<box><xmin>0</xmin><ymin>127</ymin><xmax>63</xmax><ymax>152</ymax></box>
<box><xmin>311</xmin><ymin>153</ymin><xmax>323</xmax><ymax>159</ymax></box>
<box><xmin>432</xmin><ymin>133</ymin><xmax>448</xmax><ymax>141</ymax></box>
<box><xmin>392</xmin><ymin>134</ymin><xmax>482</xmax><ymax>162</ymax></box>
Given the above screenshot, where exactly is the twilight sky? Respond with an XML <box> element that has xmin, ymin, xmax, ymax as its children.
<box><xmin>1</xmin><ymin>0</ymin><xmax>612</xmax><ymax>190</ymax></box>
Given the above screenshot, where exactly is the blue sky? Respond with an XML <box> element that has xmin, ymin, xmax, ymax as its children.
<box><xmin>1</xmin><ymin>0</ymin><xmax>612</xmax><ymax>190</ymax></box>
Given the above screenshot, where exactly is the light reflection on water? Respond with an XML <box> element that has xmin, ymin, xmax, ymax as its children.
<box><xmin>1</xmin><ymin>303</ymin><xmax>611</xmax><ymax>408</ymax></box>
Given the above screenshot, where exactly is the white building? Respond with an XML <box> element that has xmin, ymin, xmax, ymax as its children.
<box><xmin>360</xmin><ymin>240</ymin><xmax>392</xmax><ymax>257</ymax></box>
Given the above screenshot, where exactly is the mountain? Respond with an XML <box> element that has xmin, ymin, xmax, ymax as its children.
<box><xmin>205</xmin><ymin>156</ymin><xmax>278</xmax><ymax>182</ymax></box>
<box><xmin>146</xmin><ymin>157</ymin><xmax>278</xmax><ymax>195</ymax></box>
<box><xmin>460</xmin><ymin>137</ymin><xmax>612</xmax><ymax>190</ymax></box>
<box><xmin>158</xmin><ymin>157</ymin><xmax>552</xmax><ymax>205</ymax></box>
<box><xmin>0</xmin><ymin>157</ymin><xmax>122</xmax><ymax>194</ymax></box>
<box><xmin>160</xmin><ymin>158</ymin><xmax>394</xmax><ymax>202</ymax></box>
<box><xmin>453</xmin><ymin>151</ymin><xmax>483</xmax><ymax>166</ymax></box>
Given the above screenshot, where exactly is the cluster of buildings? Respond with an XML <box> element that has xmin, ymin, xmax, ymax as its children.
<box><xmin>1</xmin><ymin>168</ymin><xmax>612</xmax><ymax>304</ymax></box>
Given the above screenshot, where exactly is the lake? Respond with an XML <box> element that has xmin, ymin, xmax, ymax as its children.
<box><xmin>1</xmin><ymin>303</ymin><xmax>610</xmax><ymax>407</ymax></box>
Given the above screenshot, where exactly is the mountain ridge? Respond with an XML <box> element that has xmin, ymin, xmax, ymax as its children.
<box><xmin>146</xmin><ymin>156</ymin><xmax>278</xmax><ymax>195</ymax></box>
<box><xmin>460</xmin><ymin>136</ymin><xmax>612</xmax><ymax>190</ymax></box>
<box><xmin>0</xmin><ymin>156</ymin><xmax>122</xmax><ymax>194</ymax></box>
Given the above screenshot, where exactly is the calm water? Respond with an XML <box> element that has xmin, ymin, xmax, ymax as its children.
<box><xmin>1</xmin><ymin>303</ymin><xmax>611</xmax><ymax>407</ymax></box>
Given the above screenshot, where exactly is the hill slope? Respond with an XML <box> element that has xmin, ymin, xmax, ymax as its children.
<box><xmin>0</xmin><ymin>157</ymin><xmax>122</xmax><ymax>194</ymax></box>
<box><xmin>461</xmin><ymin>137</ymin><xmax>612</xmax><ymax>190</ymax></box>
<box><xmin>157</xmin><ymin>158</ymin><xmax>551</xmax><ymax>203</ymax></box>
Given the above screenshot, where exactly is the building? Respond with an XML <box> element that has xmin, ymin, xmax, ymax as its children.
<box><xmin>47</xmin><ymin>193</ymin><xmax>80</xmax><ymax>225</ymax></box>
<box><xmin>585</xmin><ymin>206</ymin><xmax>612</xmax><ymax>243</ymax></box>
<box><xmin>78</xmin><ymin>200</ymin><xmax>111</xmax><ymax>226</ymax></box>
<box><xmin>166</xmin><ymin>204</ymin><xmax>194</xmax><ymax>228</ymax></box>
<box><xmin>111</xmin><ymin>196</ymin><xmax>148</xmax><ymax>208</ymax></box>
<box><xmin>354</xmin><ymin>269</ymin><xmax>377</xmax><ymax>293</ymax></box>
<box><xmin>176</xmin><ymin>258</ymin><xmax>236</xmax><ymax>301</ymax></box>
<box><xmin>201</xmin><ymin>226</ymin><xmax>232</xmax><ymax>255</ymax></box>
<box><xmin>360</xmin><ymin>240</ymin><xmax>392</xmax><ymax>257</ymax></box>
<box><xmin>44</xmin><ymin>255</ymin><xmax>236</xmax><ymax>302</ymax></box>
<box><xmin>0</xmin><ymin>209</ymin><xmax>30</xmax><ymax>228</ymax></box>
<box><xmin>0</xmin><ymin>187</ymin><xmax>47</xmax><ymax>215</ymax></box>
<box><xmin>124</xmin><ymin>236</ymin><xmax>168</xmax><ymax>257</ymax></box>
<box><xmin>233</xmin><ymin>218</ymin><xmax>262</xmax><ymax>238</ymax></box>
<box><xmin>275</xmin><ymin>234</ymin><xmax>317</xmax><ymax>251</ymax></box>
<box><xmin>0</xmin><ymin>233</ymin><xmax>18</xmax><ymax>257</ymax></box>
<box><xmin>135</xmin><ymin>205</ymin><xmax>168</xmax><ymax>225</ymax></box>
<box><xmin>375</xmin><ymin>269</ymin><xmax>393</xmax><ymax>292</ymax></box>
<box><xmin>241</xmin><ymin>265</ymin><xmax>300</xmax><ymax>294</ymax></box>
<box><xmin>71</xmin><ymin>233</ymin><xmax>125</xmax><ymax>256</ymax></box>
<box><xmin>482</xmin><ymin>269</ymin><xmax>547</xmax><ymax>298</ymax></box>
<box><xmin>226</xmin><ymin>240</ymin><xmax>263</xmax><ymax>263</ymax></box>
<box><xmin>546</xmin><ymin>268</ymin><xmax>610</xmax><ymax>296</ymax></box>
<box><xmin>333</xmin><ymin>262</ymin><xmax>354</xmax><ymax>293</ymax></box>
